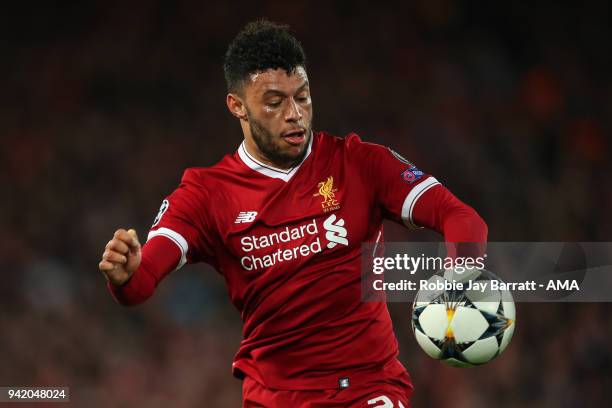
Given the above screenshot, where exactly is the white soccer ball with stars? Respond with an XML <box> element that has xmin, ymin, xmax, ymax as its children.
<box><xmin>411</xmin><ymin>268</ymin><xmax>516</xmax><ymax>367</ymax></box>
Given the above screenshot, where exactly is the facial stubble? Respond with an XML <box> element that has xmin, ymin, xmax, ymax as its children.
<box><xmin>246</xmin><ymin>108</ymin><xmax>312</xmax><ymax>168</ymax></box>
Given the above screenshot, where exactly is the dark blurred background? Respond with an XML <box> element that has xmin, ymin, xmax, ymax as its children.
<box><xmin>1</xmin><ymin>1</ymin><xmax>611</xmax><ymax>407</ymax></box>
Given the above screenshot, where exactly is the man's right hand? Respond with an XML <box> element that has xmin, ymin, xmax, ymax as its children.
<box><xmin>99</xmin><ymin>228</ymin><xmax>142</xmax><ymax>286</ymax></box>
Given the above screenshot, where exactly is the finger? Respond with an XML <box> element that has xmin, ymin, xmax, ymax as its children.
<box><xmin>102</xmin><ymin>251</ymin><xmax>127</xmax><ymax>264</ymax></box>
<box><xmin>106</xmin><ymin>239</ymin><xmax>129</xmax><ymax>255</ymax></box>
<box><xmin>113</xmin><ymin>230</ymin><xmax>136</xmax><ymax>247</ymax></box>
<box><xmin>127</xmin><ymin>229</ymin><xmax>140</xmax><ymax>249</ymax></box>
<box><xmin>99</xmin><ymin>260</ymin><xmax>116</xmax><ymax>272</ymax></box>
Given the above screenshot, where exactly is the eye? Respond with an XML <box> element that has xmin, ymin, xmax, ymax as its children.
<box><xmin>267</xmin><ymin>100</ymin><xmax>282</xmax><ymax>107</ymax></box>
<box><xmin>296</xmin><ymin>95</ymin><xmax>310</xmax><ymax>103</ymax></box>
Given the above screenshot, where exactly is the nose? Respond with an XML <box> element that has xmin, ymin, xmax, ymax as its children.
<box><xmin>284</xmin><ymin>98</ymin><xmax>303</xmax><ymax>122</ymax></box>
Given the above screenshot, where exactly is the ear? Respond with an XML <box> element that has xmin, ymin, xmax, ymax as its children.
<box><xmin>226</xmin><ymin>93</ymin><xmax>248</xmax><ymax>121</ymax></box>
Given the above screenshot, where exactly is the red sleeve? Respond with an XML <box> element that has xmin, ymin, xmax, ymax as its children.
<box><xmin>348</xmin><ymin>134</ymin><xmax>487</xmax><ymax>255</ymax></box>
<box><xmin>147</xmin><ymin>169</ymin><xmax>216</xmax><ymax>267</ymax></box>
<box><xmin>107</xmin><ymin>236</ymin><xmax>181</xmax><ymax>306</ymax></box>
<box><xmin>412</xmin><ymin>184</ymin><xmax>488</xmax><ymax>257</ymax></box>
<box><xmin>108</xmin><ymin>169</ymin><xmax>217</xmax><ymax>305</ymax></box>
<box><xmin>346</xmin><ymin>133</ymin><xmax>441</xmax><ymax>226</ymax></box>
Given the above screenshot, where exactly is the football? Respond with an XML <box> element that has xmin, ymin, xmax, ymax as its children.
<box><xmin>412</xmin><ymin>268</ymin><xmax>516</xmax><ymax>367</ymax></box>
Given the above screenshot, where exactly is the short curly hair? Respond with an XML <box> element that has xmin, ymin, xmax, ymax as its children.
<box><xmin>223</xmin><ymin>20</ymin><xmax>307</xmax><ymax>94</ymax></box>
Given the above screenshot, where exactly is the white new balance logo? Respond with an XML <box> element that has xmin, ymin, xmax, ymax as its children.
<box><xmin>235</xmin><ymin>211</ymin><xmax>258</xmax><ymax>224</ymax></box>
<box><xmin>323</xmin><ymin>214</ymin><xmax>348</xmax><ymax>248</ymax></box>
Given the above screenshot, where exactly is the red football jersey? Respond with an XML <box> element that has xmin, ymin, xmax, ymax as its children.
<box><xmin>143</xmin><ymin>131</ymin><xmax>441</xmax><ymax>390</ymax></box>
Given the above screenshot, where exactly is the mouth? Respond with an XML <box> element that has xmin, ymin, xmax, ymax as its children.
<box><xmin>281</xmin><ymin>129</ymin><xmax>306</xmax><ymax>146</ymax></box>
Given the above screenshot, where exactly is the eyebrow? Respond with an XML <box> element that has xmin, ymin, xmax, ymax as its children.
<box><xmin>262</xmin><ymin>81</ymin><xmax>310</xmax><ymax>97</ymax></box>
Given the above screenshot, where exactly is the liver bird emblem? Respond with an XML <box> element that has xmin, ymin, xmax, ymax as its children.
<box><xmin>315</xmin><ymin>176</ymin><xmax>336</xmax><ymax>201</ymax></box>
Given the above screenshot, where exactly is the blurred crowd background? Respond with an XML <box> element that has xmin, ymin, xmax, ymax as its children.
<box><xmin>1</xmin><ymin>1</ymin><xmax>611</xmax><ymax>407</ymax></box>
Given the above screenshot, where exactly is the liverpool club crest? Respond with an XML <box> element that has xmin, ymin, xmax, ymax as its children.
<box><xmin>313</xmin><ymin>176</ymin><xmax>341</xmax><ymax>213</ymax></box>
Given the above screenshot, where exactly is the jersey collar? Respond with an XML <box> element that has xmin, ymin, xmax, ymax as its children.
<box><xmin>237</xmin><ymin>132</ymin><xmax>313</xmax><ymax>182</ymax></box>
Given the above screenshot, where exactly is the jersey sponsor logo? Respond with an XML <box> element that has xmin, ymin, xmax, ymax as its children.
<box><xmin>235</xmin><ymin>211</ymin><xmax>258</xmax><ymax>224</ymax></box>
<box><xmin>313</xmin><ymin>176</ymin><xmax>341</xmax><ymax>213</ymax></box>
<box><xmin>152</xmin><ymin>199</ymin><xmax>169</xmax><ymax>227</ymax></box>
<box><xmin>323</xmin><ymin>214</ymin><xmax>348</xmax><ymax>249</ymax></box>
<box><xmin>239</xmin><ymin>219</ymin><xmax>322</xmax><ymax>270</ymax></box>
<box><xmin>237</xmin><ymin>214</ymin><xmax>349</xmax><ymax>271</ymax></box>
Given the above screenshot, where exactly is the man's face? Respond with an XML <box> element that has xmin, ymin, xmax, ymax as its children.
<box><xmin>241</xmin><ymin>66</ymin><xmax>313</xmax><ymax>167</ymax></box>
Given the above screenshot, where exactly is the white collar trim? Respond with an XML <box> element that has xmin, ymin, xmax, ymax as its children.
<box><xmin>237</xmin><ymin>133</ymin><xmax>313</xmax><ymax>182</ymax></box>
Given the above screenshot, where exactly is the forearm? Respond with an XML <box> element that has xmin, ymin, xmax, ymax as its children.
<box><xmin>412</xmin><ymin>185</ymin><xmax>488</xmax><ymax>257</ymax></box>
<box><xmin>108</xmin><ymin>236</ymin><xmax>181</xmax><ymax>306</ymax></box>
